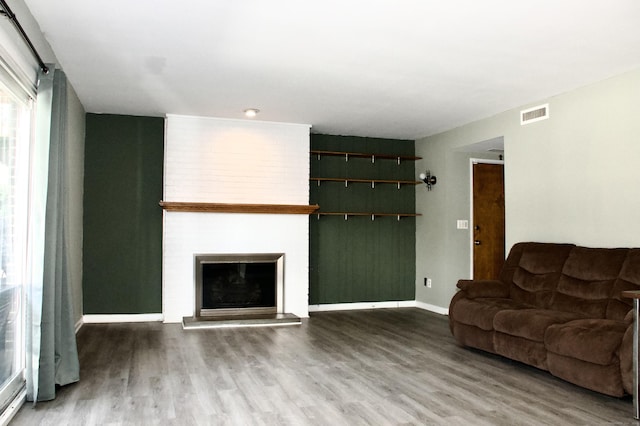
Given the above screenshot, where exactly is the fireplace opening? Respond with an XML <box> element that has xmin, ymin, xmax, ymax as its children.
<box><xmin>195</xmin><ymin>253</ymin><xmax>284</xmax><ymax>317</ymax></box>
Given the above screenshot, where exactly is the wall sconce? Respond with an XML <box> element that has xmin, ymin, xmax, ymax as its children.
<box><xmin>419</xmin><ymin>170</ymin><xmax>437</xmax><ymax>190</ymax></box>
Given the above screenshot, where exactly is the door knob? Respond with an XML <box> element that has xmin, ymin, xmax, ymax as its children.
<box><xmin>474</xmin><ymin>240</ymin><xmax>481</xmax><ymax>245</ymax></box>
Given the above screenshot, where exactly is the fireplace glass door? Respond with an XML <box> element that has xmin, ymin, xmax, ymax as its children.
<box><xmin>195</xmin><ymin>254</ymin><xmax>284</xmax><ymax>317</ymax></box>
<box><xmin>202</xmin><ymin>262</ymin><xmax>276</xmax><ymax>310</ymax></box>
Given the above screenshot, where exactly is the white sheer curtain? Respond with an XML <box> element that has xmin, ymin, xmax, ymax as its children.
<box><xmin>24</xmin><ymin>66</ymin><xmax>51</xmax><ymax>403</ymax></box>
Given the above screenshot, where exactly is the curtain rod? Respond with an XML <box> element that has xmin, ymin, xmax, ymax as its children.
<box><xmin>0</xmin><ymin>0</ymin><xmax>49</xmax><ymax>74</ymax></box>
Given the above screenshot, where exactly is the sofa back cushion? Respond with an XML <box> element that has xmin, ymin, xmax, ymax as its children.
<box><xmin>501</xmin><ymin>242</ymin><xmax>574</xmax><ymax>308</ymax></box>
<box><xmin>607</xmin><ymin>249</ymin><xmax>640</xmax><ymax>320</ymax></box>
<box><xmin>549</xmin><ymin>247</ymin><xmax>629</xmax><ymax>318</ymax></box>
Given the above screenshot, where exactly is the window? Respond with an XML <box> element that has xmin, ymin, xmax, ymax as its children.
<box><xmin>0</xmin><ymin>76</ymin><xmax>32</xmax><ymax>412</ymax></box>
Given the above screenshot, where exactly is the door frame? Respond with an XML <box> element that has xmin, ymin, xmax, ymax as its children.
<box><xmin>468</xmin><ymin>158</ymin><xmax>505</xmax><ymax>278</ymax></box>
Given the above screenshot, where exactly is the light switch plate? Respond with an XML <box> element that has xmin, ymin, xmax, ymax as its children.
<box><xmin>457</xmin><ymin>220</ymin><xmax>469</xmax><ymax>229</ymax></box>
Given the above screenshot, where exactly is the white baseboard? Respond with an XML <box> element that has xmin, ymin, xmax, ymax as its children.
<box><xmin>81</xmin><ymin>306</ymin><xmax>446</xmax><ymax>323</ymax></box>
<box><xmin>308</xmin><ymin>300</ymin><xmax>449</xmax><ymax>315</ymax></box>
<box><xmin>308</xmin><ymin>300</ymin><xmax>416</xmax><ymax>312</ymax></box>
<box><xmin>415</xmin><ymin>301</ymin><xmax>449</xmax><ymax>316</ymax></box>
<box><xmin>82</xmin><ymin>313</ymin><xmax>164</xmax><ymax>324</ymax></box>
<box><xmin>74</xmin><ymin>318</ymin><xmax>83</xmax><ymax>334</ymax></box>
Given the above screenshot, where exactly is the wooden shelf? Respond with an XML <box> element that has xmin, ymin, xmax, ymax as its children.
<box><xmin>315</xmin><ymin>212</ymin><xmax>421</xmax><ymax>221</ymax></box>
<box><xmin>160</xmin><ymin>201</ymin><xmax>319</xmax><ymax>214</ymax></box>
<box><xmin>310</xmin><ymin>148</ymin><xmax>421</xmax><ymax>219</ymax></box>
<box><xmin>311</xmin><ymin>150</ymin><xmax>422</xmax><ymax>164</ymax></box>
<box><xmin>311</xmin><ymin>177</ymin><xmax>421</xmax><ymax>188</ymax></box>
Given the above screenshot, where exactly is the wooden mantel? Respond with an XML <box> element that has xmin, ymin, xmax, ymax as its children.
<box><xmin>159</xmin><ymin>201</ymin><xmax>319</xmax><ymax>215</ymax></box>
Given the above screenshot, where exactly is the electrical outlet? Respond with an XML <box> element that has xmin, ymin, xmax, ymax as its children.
<box><xmin>427</xmin><ymin>278</ymin><xmax>432</xmax><ymax>288</ymax></box>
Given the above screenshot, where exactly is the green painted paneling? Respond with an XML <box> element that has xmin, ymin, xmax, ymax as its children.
<box><xmin>309</xmin><ymin>134</ymin><xmax>416</xmax><ymax>304</ymax></box>
<box><xmin>83</xmin><ymin>114</ymin><xmax>164</xmax><ymax>314</ymax></box>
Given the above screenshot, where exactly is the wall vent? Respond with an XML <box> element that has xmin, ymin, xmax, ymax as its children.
<box><xmin>520</xmin><ymin>103</ymin><xmax>549</xmax><ymax>125</ymax></box>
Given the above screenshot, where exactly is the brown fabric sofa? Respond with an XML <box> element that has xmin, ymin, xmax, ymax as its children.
<box><xmin>449</xmin><ymin>242</ymin><xmax>640</xmax><ymax>397</ymax></box>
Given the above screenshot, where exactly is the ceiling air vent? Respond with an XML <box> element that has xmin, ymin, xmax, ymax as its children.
<box><xmin>520</xmin><ymin>103</ymin><xmax>549</xmax><ymax>125</ymax></box>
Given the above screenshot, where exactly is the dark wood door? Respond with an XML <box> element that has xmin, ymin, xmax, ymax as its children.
<box><xmin>473</xmin><ymin>163</ymin><xmax>505</xmax><ymax>280</ymax></box>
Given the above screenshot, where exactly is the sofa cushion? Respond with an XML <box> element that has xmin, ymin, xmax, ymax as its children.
<box><xmin>450</xmin><ymin>322</ymin><xmax>496</xmax><ymax>354</ymax></box>
<box><xmin>494</xmin><ymin>333</ymin><xmax>548</xmax><ymax>370</ymax></box>
<box><xmin>449</xmin><ymin>298</ymin><xmax>524</xmax><ymax>331</ymax></box>
<box><xmin>506</xmin><ymin>243</ymin><xmax>574</xmax><ymax>308</ymax></box>
<box><xmin>545</xmin><ymin>318</ymin><xmax>627</xmax><ymax>366</ymax></box>
<box><xmin>547</xmin><ymin>352</ymin><xmax>625</xmax><ymax>397</ymax></box>
<box><xmin>493</xmin><ymin>309</ymin><xmax>582</xmax><ymax>342</ymax></box>
<box><xmin>549</xmin><ymin>247</ymin><xmax>628</xmax><ymax>318</ymax></box>
<box><xmin>499</xmin><ymin>242</ymin><xmax>574</xmax><ymax>285</ymax></box>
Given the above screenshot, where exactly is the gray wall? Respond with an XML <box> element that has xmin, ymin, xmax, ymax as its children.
<box><xmin>65</xmin><ymin>81</ymin><xmax>85</xmax><ymax>325</ymax></box>
<box><xmin>414</xmin><ymin>145</ymin><xmax>499</xmax><ymax>312</ymax></box>
<box><xmin>506</xmin><ymin>70</ymin><xmax>640</xmax><ymax>248</ymax></box>
<box><xmin>416</xmin><ymin>68</ymin><xmax>640</xmax><ymax>312</ymax></box>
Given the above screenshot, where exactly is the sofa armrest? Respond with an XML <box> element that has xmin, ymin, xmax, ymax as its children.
<box><xmin>456</xmin><ymin>279</ymin><xmax>510</xmax><ymax>299</ymax></box>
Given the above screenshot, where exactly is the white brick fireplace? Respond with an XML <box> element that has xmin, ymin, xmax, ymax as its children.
<box><xmin>161</xmin><ymin>115</ymin><xmax>313</xmax><ymax>323</ymax></box>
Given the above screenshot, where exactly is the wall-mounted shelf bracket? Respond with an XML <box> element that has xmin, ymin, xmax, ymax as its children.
<box><xmin>310</xmin><ymin>150</ymin><xmax>422</xmax><ymax>163</ymax></box>
<box><xmin>314</xmin><ymin>212</ymin><xmax>421</xmax><ymax>220</ymax></box>
<box><xmin>310</xmin><ymin>178</ymin><xmax>421</xmax><ymax>187</ymax></box>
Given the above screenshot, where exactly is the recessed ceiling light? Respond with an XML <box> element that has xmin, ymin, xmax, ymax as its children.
<box><xmin>244</xmin><ymin>108</ymin><xmax>260</xmax><ymax>118</ymax></box>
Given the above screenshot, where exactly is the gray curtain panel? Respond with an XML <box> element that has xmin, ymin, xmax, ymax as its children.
<box><xmin>27</xmin><ymin>67</ymin><xmax>80</xmax><ymax>402</ymax></box>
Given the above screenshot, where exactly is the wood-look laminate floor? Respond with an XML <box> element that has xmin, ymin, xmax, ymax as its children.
<box><xmin>11</xmin><ymin>308</ymin><xmax>638</xmax><ymax>425</ymax></box>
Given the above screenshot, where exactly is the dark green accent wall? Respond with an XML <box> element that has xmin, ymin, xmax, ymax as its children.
<box><xmin>309</xmin><ymin>134</ymin><xmax>416</xmax><ymax>304</ymax></box>
<box><xmin>83</xmin><ymin>114</ymin><xmax>164</xmax><ymax>314</ymax></box>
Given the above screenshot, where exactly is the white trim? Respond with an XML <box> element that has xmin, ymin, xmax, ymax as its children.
<box><xmin>0</xmin><ymin>388</ymin><xmax>26</xmax><ymax>426</ymax></box>
<box><xmin>308</xmin><ymin>300</ymin><xmax>415</xmax><ymax>312</ymax></box>
<box><xmin>469</xmin><ymin>158</ymin><xmax>505</xmax><ymax>279</ymax></box>
<box><xmin>414</xmin><ymin>301</ymin><xmax>449</xmax><ymax>316</ymax></box>
<box><xmin>82</xmin><ymin>313</ymin><xmax>164</xmax><ymax>324</ymax></box>
<box><xmin>0</xmin><ymin>30</ymin><xmax>38</xmax><ymax>99</ymax></box>
<box><xmin>74</xmin><ymin>318</ymin><xmax>83</xmax><ymax>334</ymax></box>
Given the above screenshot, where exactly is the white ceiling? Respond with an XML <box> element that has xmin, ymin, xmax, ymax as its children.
<box><xmin>23</xmin><ymin>0</ymin><xmax>640</xmax><ymax>140</ymax></box>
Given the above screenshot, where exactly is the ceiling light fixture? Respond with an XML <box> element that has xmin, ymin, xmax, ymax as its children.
<box><xmin>244</xmin><ymin>108</ymin><xmax>260</xmax><ymax>118</ymax></box>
